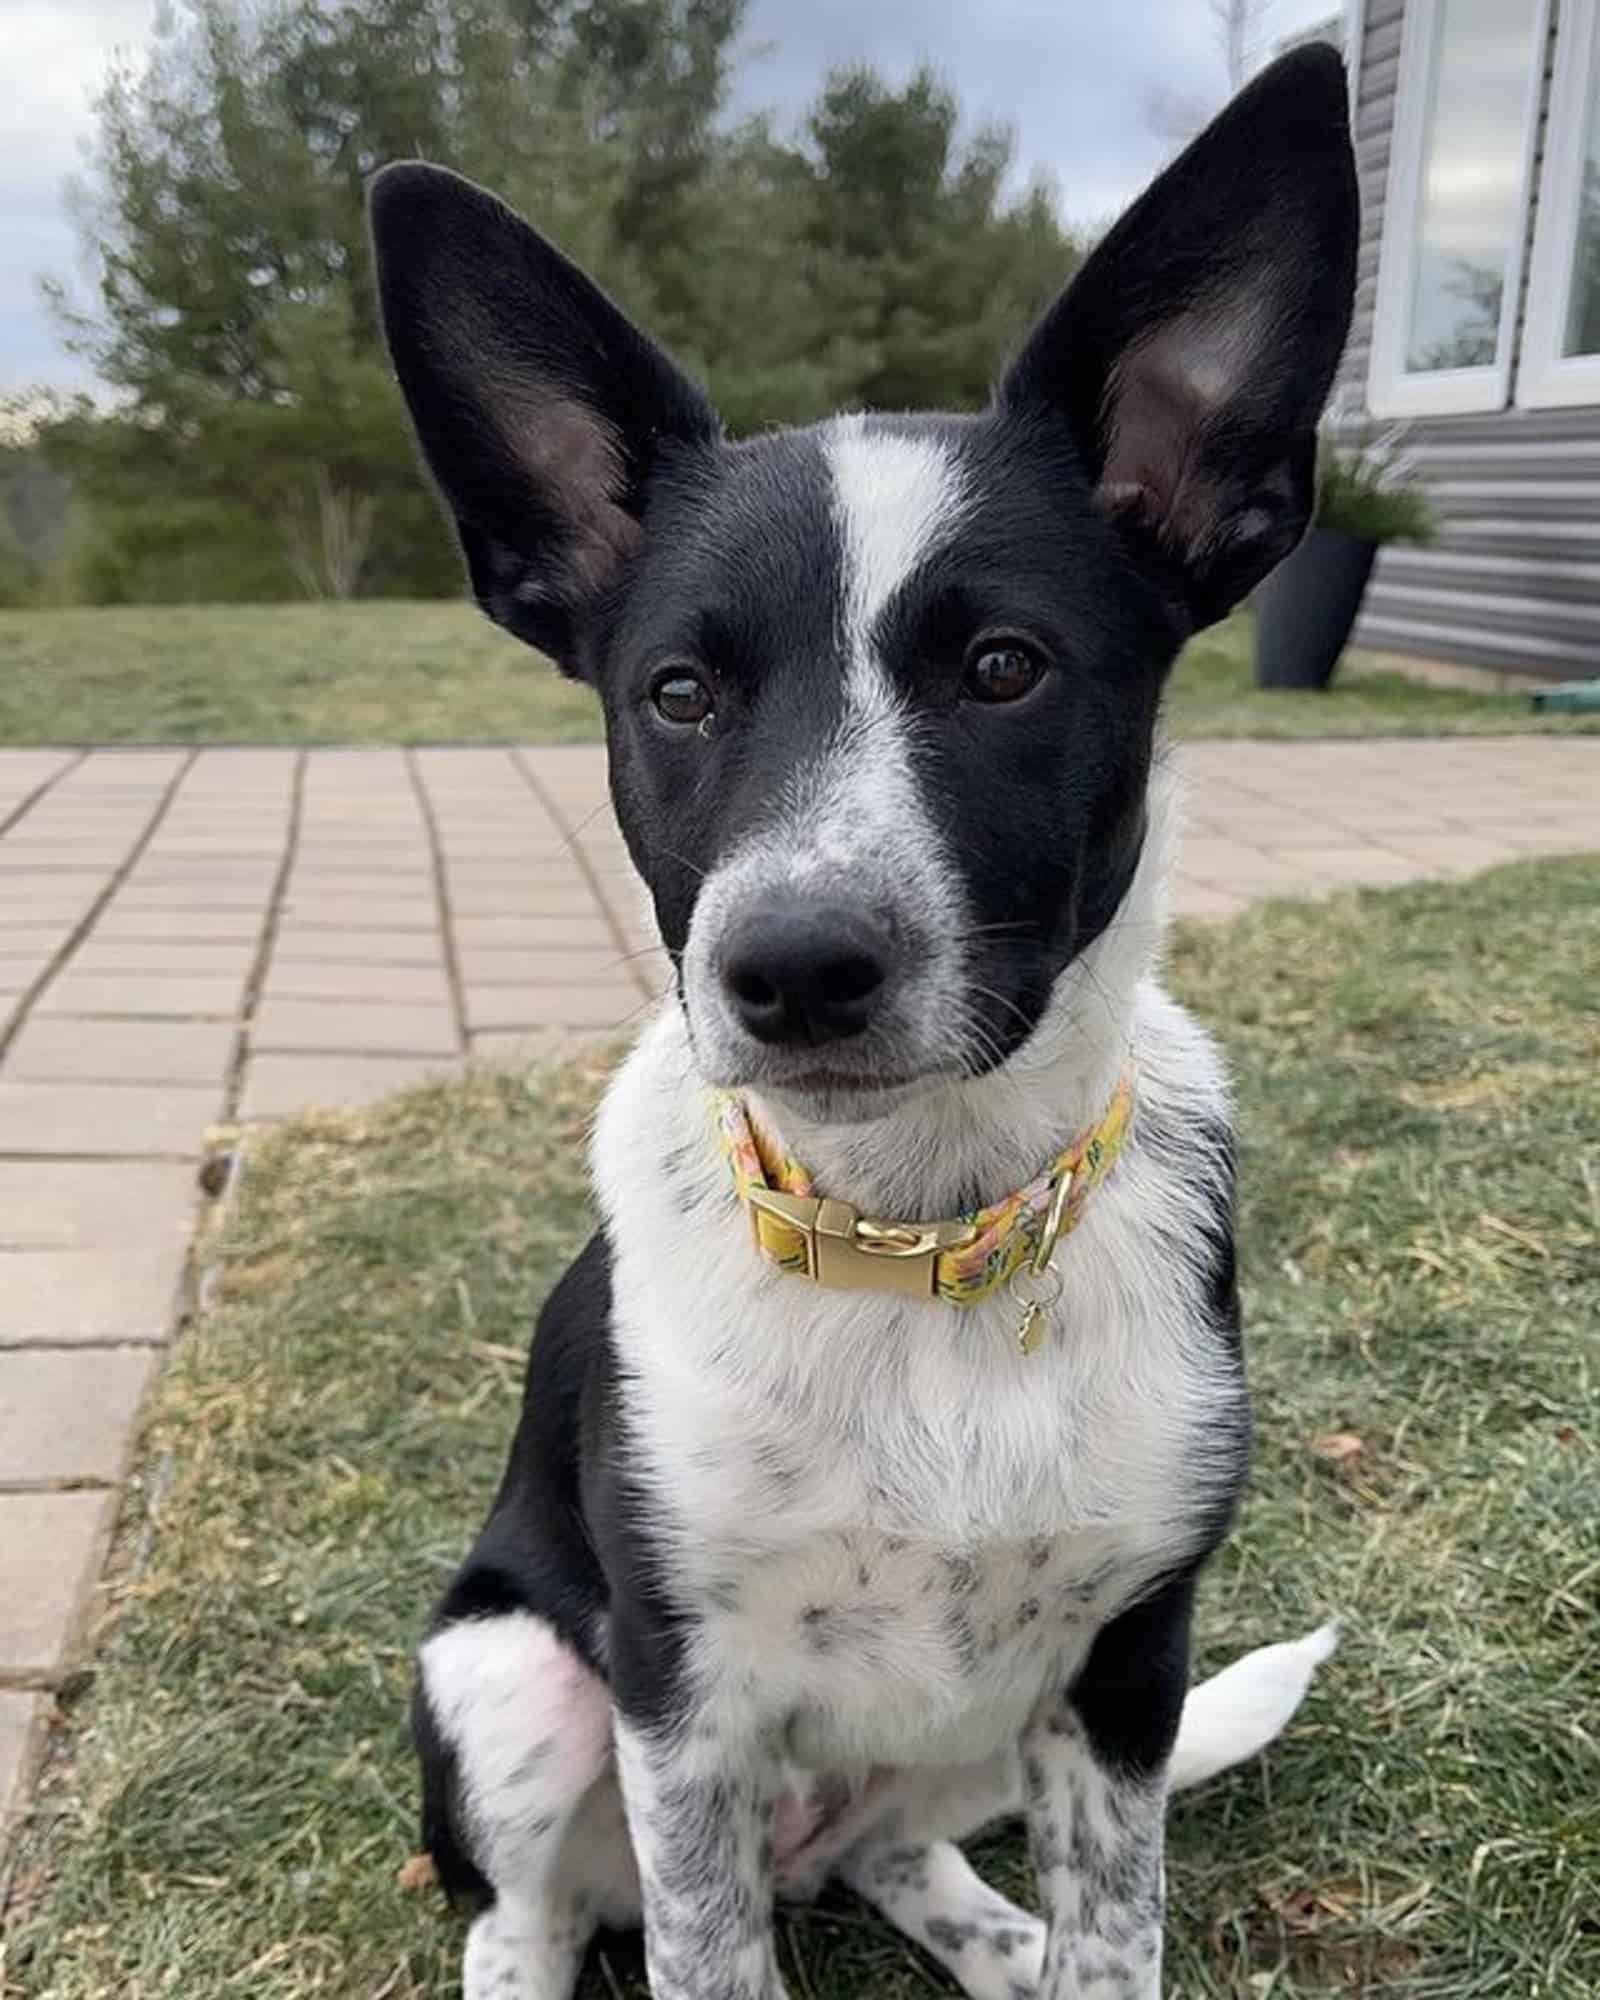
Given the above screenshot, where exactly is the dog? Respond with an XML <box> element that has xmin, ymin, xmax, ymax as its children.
<box><xmin>368</xmin><ymin>42</ymin><xmax>1358</xmax><ymax>2000</ymax></box>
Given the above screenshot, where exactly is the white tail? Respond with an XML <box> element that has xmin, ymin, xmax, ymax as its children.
<box><xmin>1169</xmin><ymin>1622</ymin><xmax>1339</xmax><ymax>1791</ymax></box>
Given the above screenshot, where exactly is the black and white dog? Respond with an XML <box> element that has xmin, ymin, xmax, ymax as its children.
<box><xmin>369</xmin><ymin>45</ymin><xmax>1358</xmax><ymax>2000</ymax></box>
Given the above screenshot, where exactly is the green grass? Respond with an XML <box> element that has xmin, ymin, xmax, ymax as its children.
<box><xmin>1</xmin><ymin>600</ymin><xmax>1596</xmax><ymax>744</ymax></box>
<box><xmin>1165</xmin><ymin>623</ymin><xmax>1600</xmax><ymax>739</ymax></box>
<box><xmin>5</xmin><ymin>862</ymin><xmax>1599</xmax><ymax>1999</ymax></box>
<box><xmin>0</xmin><ymin>602</ymin><xmax>601</xmax><ymax>745</ymax></box>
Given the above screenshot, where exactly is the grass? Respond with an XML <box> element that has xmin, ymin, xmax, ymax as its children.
<box><xmin>2</xmin><ymin>600</ymin><xmax>1597</xmax><ymax>745</ymax></box>
<box><xmin>5</xmin><ymin>860</ymin><xmax>1599</xmax><ymax>1999</ymax></box>
<box><xmin>0</xmin><ymin>602</ymin><xmax>601</xmax><ymax>745</ymax></box>
<box><xmin>1164</xmin><ymin>623</ymin><xmax>1600</xmax><ymax>739</ymax></box>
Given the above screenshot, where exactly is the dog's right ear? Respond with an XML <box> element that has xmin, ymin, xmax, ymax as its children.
<box><xmin>369</xmin><ymin>163</ymin><xmax>720</xmax><ymax>673</ymax></box>
<box><xmin>996</xmin><ymin>46</ymin><xmax>1358</xmax><ymax>631</ymax></box>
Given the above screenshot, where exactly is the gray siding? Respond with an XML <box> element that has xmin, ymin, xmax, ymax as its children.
<box><xmin>1344</xmin><ymin>0</ymin><xmax>1600</xmax><ymax>678</ymax></box>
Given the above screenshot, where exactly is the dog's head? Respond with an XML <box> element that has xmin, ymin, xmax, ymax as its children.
<box><xmin>371</xmin><ymin>48</ymin><xmax>1356</xmax><ymax>1119</ymax></box>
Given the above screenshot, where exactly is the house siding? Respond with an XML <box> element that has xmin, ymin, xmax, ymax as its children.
<box><xmin>1346</xmin><ymin>0</ymin><xmax>1600</xmax><ymax>677</ymax></box>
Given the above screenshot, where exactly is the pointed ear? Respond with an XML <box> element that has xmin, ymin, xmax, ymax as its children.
<box><xmin>998</xmin><ymin>46</ymin><xmax>1358</xmax><ymax>629</ymax></box>
<box><xmin>369</xmin><ymin>163</ymin><xmax>720</xmax><ymax>672</ymax></box>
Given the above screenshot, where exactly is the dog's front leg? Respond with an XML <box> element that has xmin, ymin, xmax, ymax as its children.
<box><xmin>614</xmin><ymin>1708</ymin><xmax>787</xmax><ymax>2000</ymax></box>
<box><xmin>1022</xmin><ymin>1575</ymin><xmax>1196</xmax><ymax>1999</ymax></box>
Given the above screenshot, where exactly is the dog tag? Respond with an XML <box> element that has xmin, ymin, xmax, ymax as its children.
<box><xmin>1008</xmin><ymin>1260</ymin><xmax>1062</xmax><ymax>1356</ymax></box>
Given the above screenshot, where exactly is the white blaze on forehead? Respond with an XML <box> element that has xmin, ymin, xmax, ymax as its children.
<box><xmin>824</xmin><ymin>416</ymin><xmax>968</xmax><ymax>702</ymax></box>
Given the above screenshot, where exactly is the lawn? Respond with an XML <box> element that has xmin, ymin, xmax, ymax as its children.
<box><xmin>0</xmin><ymin>602</ymin><xmax>601</xmax><ymax>745</ymax></box>
<box><xmin>2</xmin><ymin>600</ymin><xmax>1596</xmax><ymax>744</ymax></box>
<box><xmin>5</xmin><ymin>860</ymin><xmax>1598</xmax><ymax>1999</ymax></box>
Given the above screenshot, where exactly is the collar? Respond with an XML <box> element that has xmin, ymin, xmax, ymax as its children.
<box><xmin>715</xmin><ymin>1074</ymin><xmax>1133</xmax><ymax>1354</ymax></box>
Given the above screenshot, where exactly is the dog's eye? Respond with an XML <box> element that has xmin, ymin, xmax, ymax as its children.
<box><xmin>651</xmin><ymin>672</ymin><xmax>714</xmax><ymax>728</ymax></box>
<box><xmin>963</xmin><ymin>640</ymin><xmax>1044</xmax><ymax>705</ymax></box>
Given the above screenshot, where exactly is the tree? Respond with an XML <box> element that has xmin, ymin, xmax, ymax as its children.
<box><xmin>42</xmin><ymin>2</ymin><xmax>1081</xmax><ymax>602</ymax></box>
<box><xmin>45</xmin><ymin>0</ymin><xmax>735</xmax><ymax>599</ymax></box>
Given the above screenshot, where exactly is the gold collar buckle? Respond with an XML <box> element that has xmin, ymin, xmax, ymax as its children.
<box><xmin>745</xmin><ymin>1186</ymin><xmax>977</xmax><ymax>1299</ymax></box>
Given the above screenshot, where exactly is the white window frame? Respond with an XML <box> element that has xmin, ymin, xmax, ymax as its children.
<box><xmin>1367</xmin><ymin>0</ymin><xmax>1551</xmax><ymax>417</ymax></box>
<box><xmin>1517</xmin><ymin>0</ymin><xmax>1600</xmax><ymax>406</ymax></box>
<box><xmin>1344</xmin><ymin>0</ymin><xmax>1366</xmax><ymax>116</ymax></box>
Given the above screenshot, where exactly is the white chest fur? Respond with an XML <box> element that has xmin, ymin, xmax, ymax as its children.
<box><xmin>590</xmin><ymin>970</ymin><xmax>1246</xmax><ymax>1770</ymax></box>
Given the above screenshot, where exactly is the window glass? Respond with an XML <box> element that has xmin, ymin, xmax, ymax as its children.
<box><xmin>1405</xmin><ymin>0</ymin><xmax>1540</xmax><ymax>372</ymax></box>
<box><xmin>1561</xmin><ymin>23</ymin><xmax>1600</xmax><ymax>355</ymax></box>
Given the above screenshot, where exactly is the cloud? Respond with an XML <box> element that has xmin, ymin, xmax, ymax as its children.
<box><xmin>0</xmin><ymin>0</ymin><xmax>1342</xmax><ymax>393</ymax></box>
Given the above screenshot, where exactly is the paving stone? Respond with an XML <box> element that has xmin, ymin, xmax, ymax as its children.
<box><xmin>40</xmin><ymin>972</ymin><xmax>247</xmax><ymax>1017</ymax></box>
<box><xmin>278</xmin><ymin>895</ymin><xmax>440</xmax><ymax>930</ymax></box>
<box><xmin>0</xmin><ymin>926</ymin><xmax>80</xmax><ymax>958</ymax></box>
<box><xmin>1372</xmin><ymin>834</ymin><xmax>1524</xmax><ymax>875</ymax></box>
<box><xmin>0</xmin><ymin>1244</ymin><xmax>186</xmax><ymax>1344</ymax></box>
<box><xmin>1462</xmin><ymin>817</ymin><xmax>1599</xmax><ymax>853</ymax></box>
<box><xmin>240</xmin><ymin>1051</ymin><xmax>462</xmax><ymax>1120</ymax></box>
<box><xmin>6</xmin><ymin>1018</ymin><xmax>236</xmax><ymax>1084</ymax></box>
<box><xmin>1285</xmin><ymin>846</ymin><xmax>1443</xmax><ymax>886</ymax></box>
<box><xmin>114</xmin><ymin>879</ymin><xmax>278</xmax><ymax>910</ymax></box>
<box><xmin>0</xmin><ymin>1690</ymin><xmax>46</xmax><ymax>1843</ymax></box>
<box><xmin>444</xmin><ymin>875</ymin><xmax>600</xmax><ymax>915</ymax></box>
<box><xmin>66</xmin><ymin>943</ymin><xmax>257</xmax><ymax>980</ymax></box>
<box><xmin>455</xmin><ymin>913</ymin><xmax>616</xmax><ymax>951</ymax></box>
<box><xmin>0</xmin><ymin>954</ymin><xmax>52</xmax><ymax>989</ymax></box>
<box><xmin>0</xmin><ymin>872</ymin><xmax>114</xmax><ymax>899</ymax></box>
<box><xmin>93</xmin><ymin>909</ymin><xmax>260</xmax><ymax>943</ymax></box>
<box><xmin>1171</xmin><ymin>880</ymin><xmax>1250</xmax><ymax>920</ymax></box>
<box><xmin>455</xmin><ymin>947</ymin><xmax>640</xmax><ymax>988</ymax></box>
<box><xmin>469</xmin><ymin>1028</ymin><xmax>592</xmax><ymax>1068</ymax></box>
<box><xmin>0</xmin><ymin>1348</ymin><xmax>155</xmax><ymax>1487</ymax></box>
<box><xmin>465</xmin><ymin>984</ymin><xmax>649</xmax><ymax>1031</ymax></box>
<box><xmin>0</xmin><ymin>1082</ymin><xmax>224</xmax><ymax>1157</ymax></box>
<box><xmin>0</xmin><ymin>1161</ymin><xmax>197</xmax><ymax>1250</ymax></box>
<box><xmin>0</xmin><ymin>1491</ymin><xmax>117</xmax><ymax>1680</ymax></box>
<box><xmin>259</xmin><ymin>962</ymin><xmax>452</xmax><ymax>1007</ymax></box>
<box><xmin>271</xmin><ymin>927</ymin><xmax>447</xmax><ymax>966</ymax></box>
<box><xmin>251</xmin><ymin>997</ymin><xmax>458</xmax><ymax>1056</ymax></box>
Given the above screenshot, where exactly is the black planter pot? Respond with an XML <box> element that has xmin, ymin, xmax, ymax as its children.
<box><xmin>1254</xmin><ymin>527</ymin><xmax>1378</xmax><ymax>690</ymax></box>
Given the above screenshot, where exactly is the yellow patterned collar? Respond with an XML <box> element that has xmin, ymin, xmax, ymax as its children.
<box><xmin>715</xmin><ymin>1075</ymin><xmax>1133</xmax><ymax>1353</ymax></box>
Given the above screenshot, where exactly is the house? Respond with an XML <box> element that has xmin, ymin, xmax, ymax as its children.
<box><xmin>1331</xmin><ymin>0</ymin><xmax>1600</xmax><ymax>679</ymax></box>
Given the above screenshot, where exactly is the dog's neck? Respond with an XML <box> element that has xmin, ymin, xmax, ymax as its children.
<box><xmin>731</xmin><ymin>765</ymin><xmax>1177</xmax><ymax>1221</ymax></box>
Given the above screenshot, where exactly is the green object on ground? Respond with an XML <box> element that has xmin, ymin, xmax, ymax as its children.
<box><xmin>1532</xmin><ymin>678</ymin><xmax>1600</xmax><ymax>712</ymax></box>
<box><xmin>7</xmin><ymin>859</ymin><xmax>1598</xmax><ymax>1998</ymax></box>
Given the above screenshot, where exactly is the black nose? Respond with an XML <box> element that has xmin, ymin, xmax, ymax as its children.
<box><xmin>721</xmin><ymin>903</ymin><xmax>892</xmax><ymax>1046</ymax></box>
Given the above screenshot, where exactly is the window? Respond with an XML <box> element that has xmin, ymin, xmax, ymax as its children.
<box><xmin>1517</xmin><ymin>0</ymin><xmax>1600</xmax><ymax>405</ymax></box>
<box><xmin>1368</xmin><ymin>0</ymin><xmax>1550</xmax><ymax>416</ymax></box>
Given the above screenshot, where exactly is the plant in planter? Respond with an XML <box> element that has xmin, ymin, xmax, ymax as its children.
<box><xmin>1255</xmin><ymin>409</ymin><xmax>1435</xmax><ymax>690</ymax></box>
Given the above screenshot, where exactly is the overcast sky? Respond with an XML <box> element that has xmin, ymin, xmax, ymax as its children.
<box><xmin>2</xmin><ymin>0</ymin><xmax>1340</xmax><ymax>397</ymax></box>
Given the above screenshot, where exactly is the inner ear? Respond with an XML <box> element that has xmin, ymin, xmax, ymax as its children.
<box><xmin>1095</xmin><ymin>303</ymin><xmax>1314</xmax><ymax>605</ymax></box>
<box><xmin>511</xmin><ymin>397</ymin><xmax>643</xmax><ymax>599</ymax></box>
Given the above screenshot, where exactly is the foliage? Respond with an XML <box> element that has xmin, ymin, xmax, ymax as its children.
<box><xmin>1315</xmin><ymin>417</ymin><xmax>1436</xmax><ymax>547</ymax></box>
<box><xmin>0</xmin><ymin>398</ymin><xmax>74</xmax><ymax>606</ymax></box>
<box><xmin>6</xmin><ymin>859</ymin><xmax>1599</xmax><ymax>1996</ymax></box>
<box><xmin>39</xmin><ymin>0</ymin><xmax>1081</xmax><ymax>603</ymax></box>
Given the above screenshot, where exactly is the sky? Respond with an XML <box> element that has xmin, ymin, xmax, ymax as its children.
<box><xmin>0</xmin><ymin>0</ymin><xmax>1342</xmax><ymax>398</ymax></box>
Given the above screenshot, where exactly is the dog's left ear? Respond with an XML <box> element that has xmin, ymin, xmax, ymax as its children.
<box><xmin>998</xmin><ymin>45</ymin><xmax>1358</xmax><ymax>630</ymax></box>
<box><xmin>369</xmin><ymin>163</ymin><xmax>721</xmax><ymax>673</ymax></box>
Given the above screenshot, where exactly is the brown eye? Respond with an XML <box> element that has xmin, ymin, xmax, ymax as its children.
<box><xmin>651</xmin><ymin>672</ymin><xmax>714</xmax><ymax>727</ymax></box>
<box><xmin>963</xmin><ymin>641</ymin><xmax>1044</xmax><ymax>705</ymax></box>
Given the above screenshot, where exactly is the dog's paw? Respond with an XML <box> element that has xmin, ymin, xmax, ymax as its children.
<box><xmin>463</xmin><ymin>1905</ymin><xmax>583</xmax><ymax>2000</ymax></box>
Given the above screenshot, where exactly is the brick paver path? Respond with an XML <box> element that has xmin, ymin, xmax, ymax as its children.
<box><xmin>1</xmin><ymin>735</ymin><xmax>1596</xmax><ymax>1837</ymax></box>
